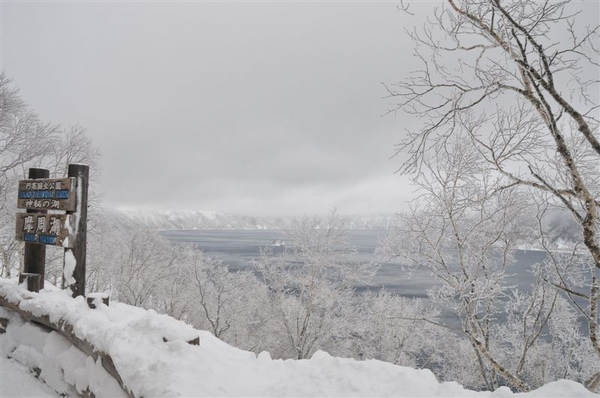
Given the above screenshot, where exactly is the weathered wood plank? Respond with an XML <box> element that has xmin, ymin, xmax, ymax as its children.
<box><xmin>17</xmin><ymin>177</ymin><xmax>77</xmax><ymax>212</ymax></box>
<box><xmin>15</xmin><ymin>213</ymin><xmax>74</xmax><ymax>247</ymax></box>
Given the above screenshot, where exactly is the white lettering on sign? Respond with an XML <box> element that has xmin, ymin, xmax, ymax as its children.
<box><xmin>49</xmin><ymin>217</ymin><xmax>62</xmax><ymax>235</ymax></box>
<box><xmin>17</xmin><ymin>177</ymin><xmax>77</xmax><ymax>211</ymax></box>
<box><xmin>36</xmin><ymin>217</ymin><xmax>46</xmax><ymax>233</ymax></box>
<box><xmin>24</xmin><ymin>215</ymin><xmax>35</xmax><ymax>232</ymax></box>
<box><xmin>15</xmin><ymin>213</ymin><xmax>74</xmax><ymax>248</ymax></box>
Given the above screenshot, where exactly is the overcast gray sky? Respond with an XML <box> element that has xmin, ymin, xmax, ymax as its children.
<box><xmin>5</xmin><ymin>1</ymin><xmax>595</xmax><ymax>217</ymax></box>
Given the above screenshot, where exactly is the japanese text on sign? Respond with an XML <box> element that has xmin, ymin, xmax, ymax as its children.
<box><xmin>17</xmin><ymin>177</ymin><xmax>77</xmax><ymax>211</ymax></box>
<box><xmin>15</xmin><ymin>213</ymin><xmax>73</xmax><ymax>247</ymax></box>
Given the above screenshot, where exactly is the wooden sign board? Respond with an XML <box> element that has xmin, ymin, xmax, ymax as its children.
<box><xmin>17</xmin><ymin>177</ymin><xmax>77</xmax><ymax>211</ymax></box>
<box><xmin>15</xmin><ymin>213</ymin><xmax>74</xmax><ymax>248</ymax></box>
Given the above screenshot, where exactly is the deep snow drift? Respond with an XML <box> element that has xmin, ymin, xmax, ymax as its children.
<box><xmin>0</xmin><ymin>279</ymin><xmax>596</xmax><ymax>397</ymax></box>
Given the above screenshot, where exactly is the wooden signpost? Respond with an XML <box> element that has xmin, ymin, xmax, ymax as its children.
<box><xmin>15</xmin><ymin>164</ymin><xmax>89</xmax><ymax>297</ymax></box>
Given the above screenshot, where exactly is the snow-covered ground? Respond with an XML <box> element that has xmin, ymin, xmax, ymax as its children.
<box><xmin>0</xmin><ymin>347</ymin><xmax>58</xmax><ymax>397</ymax></box>
<box><xmin>0</xmin><ymin>278</ymin><xmax>596</xmax><ymax>397</ymax></box>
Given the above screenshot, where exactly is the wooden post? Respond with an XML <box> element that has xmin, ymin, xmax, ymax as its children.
<box><xmin>23</xmin><ymin>168</ymin><xmax>49</xmax><ymax>291</ymax></box>
<box><xmin>63</xmin><ymin>164</ymin><xmax>89</xmax><ymax>298</ymax></box>
<box><xmin>18</xmin><ymin>273</ymin><xmax>41</xmax><ymax>293</ymax></box>
<box><xmin>87</xmin><ymin>293</ymin><xmax>109</xmax><ymax>309</ymax></box>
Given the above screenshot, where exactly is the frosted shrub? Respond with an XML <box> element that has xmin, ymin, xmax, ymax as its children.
<box><xmin>254</xmin><ymin>211</ymin><xmax>377</xmax><ymax>360</ymax></box>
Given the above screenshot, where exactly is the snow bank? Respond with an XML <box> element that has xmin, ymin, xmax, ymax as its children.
<box><xmin>0</xmin><ymin>278</ymin><xmax>596</xmax><ymax>397</ymax></box>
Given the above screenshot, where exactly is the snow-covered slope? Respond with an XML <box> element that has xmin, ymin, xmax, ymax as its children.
<box><xmin>0</xmin><ymin>279</ymin><xmax>596</xmax><ymax>398</ymax></box>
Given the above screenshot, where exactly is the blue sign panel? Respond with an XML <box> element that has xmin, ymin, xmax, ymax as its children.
<box><xmin>24</xmin><ymin>233</ymin><xmax>37</xmax><ymax>243</ymax></box>
<box><xmin>38</xmin><ymin>235</ymin><xmax>57</xmax><ymax>245</ymax></box>
<box><xmin>18</xmin><ymin>190</ymin><xmax>70</xmax><ymax>200</ymax></box>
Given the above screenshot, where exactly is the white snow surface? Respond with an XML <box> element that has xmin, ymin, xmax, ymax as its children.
<box><xmin>0</xmin><ymin>336</ymin><xmax>59</xmax><ymax>397</ymax></box>
<box><xmin>62</xmin><ymin>250</ymin><xmax>76</xmax><ymax>287</ymax></box>
<box><xmin>0</xmin><ymin>278</ymin><xmax>597</xmax><ymax>397</ymax></box>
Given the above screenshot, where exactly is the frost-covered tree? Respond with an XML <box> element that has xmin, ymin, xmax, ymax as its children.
<box><xmin>113</xmin><ymin>241</ymin><xmax>274</xmax><ymax>355</ymax></box>
<box><xmin>350</xmin><ymin>290</ymin><xmax>441</xmax><ymax>368</ymax></box>
<box><xmin>381</xmin><ymin>134</ymin><xmax>541</xmax><ymax>391</ymax></box>
<box><xmin>0</xmin><ymin>73</ymin><xmax>58</xmax><ymax>277</ymax></box>
<box><xmin>0</xmin><ymin>73</ymin><xmax>100</xmax><ymax>280</ymax></box>
<box><xmin>181</xmin><ymin>247</ymin><xmax>271</xmax><ymax>347</ymax></box>
<box><xmin>106</xmin><ymin>229</ymin><xmax>177</xmax><ymax>307</ymax></box>
<box><xmin>380</xmin><ymin>132</ymin><xmax>598</xmax><ymax>390</ymax></box>
<box><xmin>386</xmin><ymin>0</ymin><xmax>600</xmax><ymax>390</ymax></box>
<box><xmin>254</xmin><ymin>211</ymin><xmax>377</xmax><ymax>360</ymax></box>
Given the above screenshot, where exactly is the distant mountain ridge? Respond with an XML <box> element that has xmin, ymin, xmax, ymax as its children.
<box><xmin>107</xmin><ymin>208</ymin><xmax>580</xmax><ymax>252</ymax></box>
<box><xmin>113</xmin><ymin>208</ymin><xmax>397</xmax><ymax>231</ymax></box>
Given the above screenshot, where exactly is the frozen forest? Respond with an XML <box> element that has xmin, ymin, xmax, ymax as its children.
<box><xmin>1</xmin><ymin>0</ymin><xmax>600</xmax><ymax>395</ymax></box>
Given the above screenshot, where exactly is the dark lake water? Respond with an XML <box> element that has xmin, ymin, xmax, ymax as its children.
<box><xmin>160</xmin><ymin>229</ymin><xmax>547</xmax><ymax>299</ymax></box>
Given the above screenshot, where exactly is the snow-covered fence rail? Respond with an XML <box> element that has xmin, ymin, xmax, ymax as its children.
<box><xmin>0</xmin><ymin>279</ymin><xmax>202</xmax><ymax>397</ymax></box>
<box><xmin>0</xmin><ymin>287</ymin><xmax>132</xmax><ymax>397</ymax></box>
<box><xmin>2</xmin><ymin>278</ymin><xmax>597</xmax><ymax>398</ymax></box>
